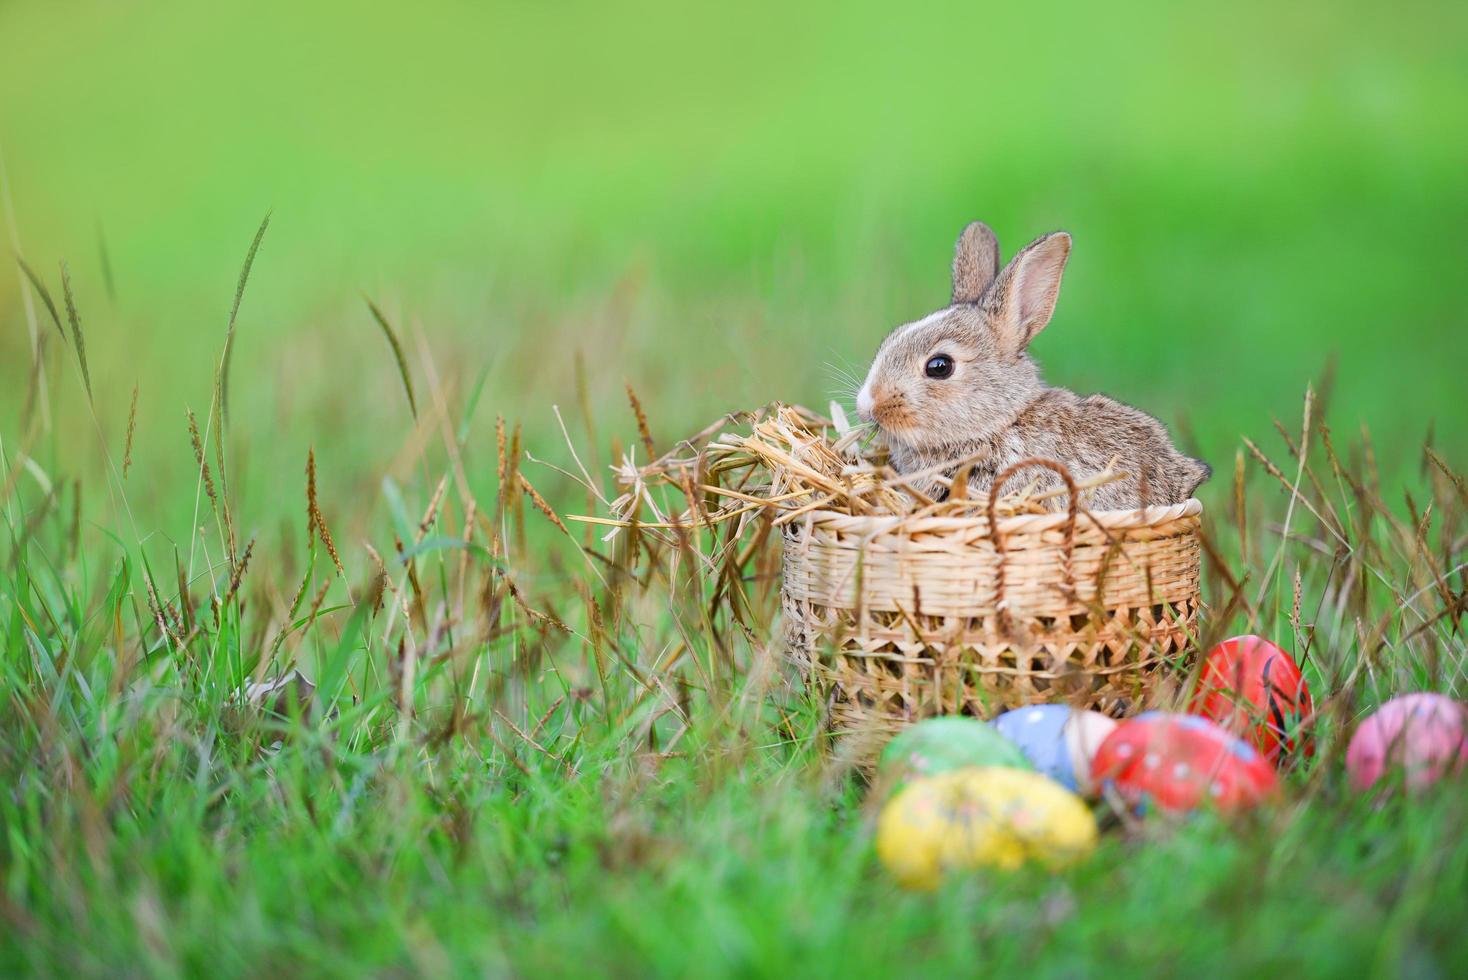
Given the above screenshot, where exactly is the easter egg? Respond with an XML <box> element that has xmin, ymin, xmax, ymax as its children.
<box><xmin>991</xmin><ymin>705</ymin><xmax>1117</xmax><ymax>796</ymax></box>
<box><xmin>1066</xmin><ymin>710</ymin><xmax>1120</xmax><ymax>796</ymax></box>
<box><xmin>876</xmin><ymin>767</ymin><xmax>1098</xmax><ymax>890</ymax></box>
<box><xmin>875</xmin><ymin>717</ymin><xmax>1032</xmax><ymax>799</ymax></box>
<box><xmin>1091</xmin><ymin>712</ymin><xmax>1279</xmax><ymax>815</ymax></box>
<box><xmin>1189</xmin><ymin>635</ymin><xmax>1314</xmax><ymax>764</ymax></box>
<box><xmin>1345</xmin><ymin>693</ymin><xmax>1468</xmax><ymax>793</ymax></box>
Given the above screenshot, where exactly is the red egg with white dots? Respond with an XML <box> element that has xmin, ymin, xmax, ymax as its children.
<box><xmin>1189</xmin><ymin>635</ymin><xmax>1314</xmax><ymax>765</ymax></box>
<box><xmin>1092</xmin><ymin>712</ymin><xmax>1280</xmax><ymax>815</ymax></box>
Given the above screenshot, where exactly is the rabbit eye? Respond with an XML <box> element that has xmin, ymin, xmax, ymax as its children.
<box><xmin>924</xmin><ymin>354</ymin><xmax>954</xmax><ymax>379</ymax></box>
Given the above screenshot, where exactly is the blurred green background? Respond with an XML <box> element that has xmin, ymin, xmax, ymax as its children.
<box><xmin>1</xmin><ymin>0</ymin><xmax>1465</xmax><ymax>532</ymax></box>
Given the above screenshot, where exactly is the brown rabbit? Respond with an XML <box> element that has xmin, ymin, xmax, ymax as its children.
<box><xmin>855</xmin><ymin>222</ymin><xmax>1209</xmax><ymax>509</ymax></box>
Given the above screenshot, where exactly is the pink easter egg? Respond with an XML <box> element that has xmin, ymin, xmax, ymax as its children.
<box><xmin>1345</xmin><ymin>693</ymin><xmax>1468</xmax><ymax>793</ymax></box>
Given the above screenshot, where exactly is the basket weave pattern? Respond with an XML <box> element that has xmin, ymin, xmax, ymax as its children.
<box><xmin>780</xmin><ymin>468</ymin><xmax>1203</xmax><ymax>745</ymax></box>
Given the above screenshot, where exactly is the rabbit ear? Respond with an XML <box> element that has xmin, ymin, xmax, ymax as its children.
<box><xmin>990</xmin><ymin>232</ymin><xmax>1071</xmax><ymax>352</ymax></box>
<box><xmin>951</xmin><ymin>222</ymin><xmax>1001</xmax><ymax>304</ymax></box>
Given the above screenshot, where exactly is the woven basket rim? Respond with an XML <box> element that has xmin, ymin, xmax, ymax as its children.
<box><xmin>787</xmin><ymin>497</ymin><xmax>1202</xmax><ymax>536</ymax></box>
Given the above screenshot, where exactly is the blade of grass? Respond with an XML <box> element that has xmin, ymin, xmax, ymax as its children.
<box><xmin>15</xmin><ymin>257</ymin><xmax>66</xmax><ymax>342</ymax></box>
<box><xmin>218</xmin><ymin>212</ymin><xmax>271</xmax><ymax>424</ymax></box>
<box><xmin>363</xmin><ymin>296</ymin><xmax>418</xmax><ymax>420</ymax></box>
<box><xmin>95</xmin><ymin>221</ymin><xmax>116</xmax><ymax>304</ymax></box>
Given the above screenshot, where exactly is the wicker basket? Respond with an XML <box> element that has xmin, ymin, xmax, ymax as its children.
<box><xmin>780</xmin><ymin>460</ymin><xmax>1203</xmax><ymax>759</ymax></box>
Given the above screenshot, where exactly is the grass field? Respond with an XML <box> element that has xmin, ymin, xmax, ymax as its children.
<box><xmin>2</xmin><ymin>1</ymin><xmax>1468</xmax><ymax>976</ymax></box>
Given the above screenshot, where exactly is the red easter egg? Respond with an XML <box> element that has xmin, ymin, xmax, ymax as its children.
<box><xmin>1345</xmin><ymin>693</ymin><xmax>1468</xmax><ymax>793</ymax></box>
<box><xmin>1189</xmin><ymin>635</ymin><xmax>1314</xmax><ymax>765</ymax></box>
<box><xmin>1092</xmin><ymin>712</ymin><xmax>1279</xmax><ymax>815</ymax></box>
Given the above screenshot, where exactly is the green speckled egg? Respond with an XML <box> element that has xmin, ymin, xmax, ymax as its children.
<box><xmin>875</xmin><ymin>716</ymin><xmax>1032</xmax><ymax>799</ymax></box>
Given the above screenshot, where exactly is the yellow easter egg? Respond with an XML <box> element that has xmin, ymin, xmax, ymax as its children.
<box><xmin>876</xmin><ymin>766</ymin><xmax>1098</xmax><ymax>890</ymax></box>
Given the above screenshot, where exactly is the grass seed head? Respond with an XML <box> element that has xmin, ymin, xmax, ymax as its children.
<box><xmin>187</xmin><ymin>409</ymin><xmax>218</xmax><ymax>512</ymax></box>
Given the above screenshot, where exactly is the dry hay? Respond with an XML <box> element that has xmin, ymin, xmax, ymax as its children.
<box><xmin>582</xmin><ymin>402</ymin><xmax>1125</xmax><ymax>535</ymax></box>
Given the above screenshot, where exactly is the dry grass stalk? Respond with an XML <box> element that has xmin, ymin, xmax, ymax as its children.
<box><xmin>506</xmin><ymin>577</ymin><xmax>571</xmax><ymax>634</ymax></box>
<box><xmin>306</xmin><ymin>448</ymin><xmax>344</xmax><ymax>576</ymax></box>
<box><xmin>625</xmin><ymin>381</ymin><xmax>656</xmax><ymax>461</ymax></box>
<box><xmin>59</xmin><ymin>261</ymin><xmax>93</xmax><ymax>401</ymax></box>
<box><xmin>187</xmin><ymin>410</ymin><xmax>218</xmax><ymax>513</ymax></box>
<box><xmin>123</xmin><ymin>383</ymin><xmax>138</xmax><ymax>479</ymax></box>
<box><xmin>142</xmin><ymin>571</ymin><xmax>183</xmax><ymax>652</ymax></box>
<box><xmin>419</xmin><ymin>474</ymin><xmax>448</xmax><ymax>539</ymax></box>
<box><xmin>222</xmin><ymin>537</ymin><xmax>256</xmax><ymax>607</ymax></box>
<box><xmin>395</xmin><ymin>533</ymin><xmax>429</xmax><ymax>628</ymax></box>
<box><xmin>518</xmin><ymin>472</ymin><xmax>571</xmax><ymax>537</ymax></box>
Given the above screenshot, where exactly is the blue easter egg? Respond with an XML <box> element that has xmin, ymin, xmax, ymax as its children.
<box><xmin>992</xmin><ymin>705</ymin><xmax>1079</xmax><ymax>791</ymax></box>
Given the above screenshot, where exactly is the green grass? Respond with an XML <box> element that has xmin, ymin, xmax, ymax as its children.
<box><xmin>2</xmin><ymin>273</ymin><xmax>1466</xmax><ymax>974</ymax></box>
<box><xmin>2</xmin><ymin>0</ymin><xmax>1468</xmax><ymax>975</ymax></box>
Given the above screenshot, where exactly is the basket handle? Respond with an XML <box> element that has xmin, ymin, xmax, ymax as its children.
<box><xmin>986</xmin><ymin>458</ymin><xmax>1081</xmax><ymax>615</ymax></box>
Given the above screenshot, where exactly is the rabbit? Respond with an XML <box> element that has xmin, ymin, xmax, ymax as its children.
<box><xmin>855</xmin><ymin>221</ymin><xmax>1210</xmax><ymax>510</ymax></box>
